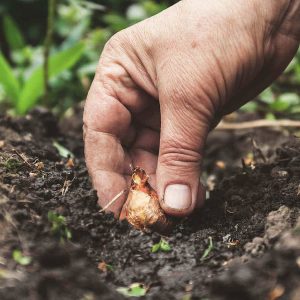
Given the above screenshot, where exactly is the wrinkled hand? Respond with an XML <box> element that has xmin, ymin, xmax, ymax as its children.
<box><xmin>84</xmin><ymin>0</ymin><xmax>300</xmax><ymax>217</ymax></box>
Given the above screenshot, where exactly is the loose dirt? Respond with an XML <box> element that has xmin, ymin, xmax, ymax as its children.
<box><xmin>1</xmin><ymin>110</ymin><xmax>300</xmax><ymax>300</ymax></box>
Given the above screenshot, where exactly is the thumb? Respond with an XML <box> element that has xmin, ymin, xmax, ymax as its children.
<box><xmin>157</xmin><ymin>96</ymin><xmax>211</xmax><ymax>217</ymax></box>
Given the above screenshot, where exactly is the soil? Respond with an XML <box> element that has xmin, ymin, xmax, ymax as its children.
<box><xmin>1</xmin><ymin>110</ymin><xmax>300</xmax><ymax>300</ymax></box>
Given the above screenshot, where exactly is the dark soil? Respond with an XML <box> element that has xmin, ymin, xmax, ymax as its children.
<box><xmin>1</xmin><ymin>110</ymin><xmax>300</xmax><ymax>300</ymax></box>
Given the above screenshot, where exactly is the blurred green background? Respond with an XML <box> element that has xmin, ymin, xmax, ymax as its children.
<box><xmin>0</xmin><ymin>0</ymin><xmax>299</xmax><ymax>119</ymax></box>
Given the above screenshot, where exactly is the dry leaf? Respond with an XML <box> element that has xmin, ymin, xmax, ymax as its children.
<box><xmin>215</xmin><ymin>160</ymin><xmax>226</xmax><ymax>169</ymax></box>
<box><xmin>35</xmin><ymin>161</ymin><xmax>44</xmax><ymax>170</ymax></box>
<box><xmin>268</xmin><ymin>285</ymin><xmax>285</xmax><ymax>300</ymax></box>
<box><xmin>98</xmin><ymin>262</ymin><xmax>107</xmax><ymax>272</ymax></box>
<box><xmin>66</xmin><ymin>158</ymin><xmax>75</xmax><ymax>168</ymax></box>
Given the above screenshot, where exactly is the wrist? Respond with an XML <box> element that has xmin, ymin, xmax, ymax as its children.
<box><xmin>283</xmin><ymin>0</ymin><xmax>300</xmax><ymax>41</ymax></box>
<box><xmin>259</xmin><ymin>0</ymin><xmax>300</xmax><ymax>42</ymax></box>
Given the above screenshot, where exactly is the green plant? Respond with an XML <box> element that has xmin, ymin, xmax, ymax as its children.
<box><xmin>200</xmin><ymin>236</ymin><xmax>213</xmax><ymax>261</ymax></box>
<box><xmin>151</xmin><ymin>238</ymin><xmax>172</xmax><ymax>253</ymax></box>
<box><xmin>240</xmin><ymin>49</ymin><xmax>300</xmax><ymax>119</ymax></box>
<box><xmin>47</xmin><ymin>211</ymin><xmax>72</xmax><ymax>242</ymax></box>
<box><xmin>116</xmin><ymin>283</ymin><xmax>147</xmax><ymax>297</ymax></box>
<box><xmin>3</xmin><ymin>157</ymin><xmax>22</xmax><ymax>171</ymax></box>
<box><xmin>0</xmin><ymin>12</ymin><xmax>85</xmax><ymax>114</ymax></box>
<box><xmin>0</xmin><ymin>45</ymin><xmax>84</xmax><ymax>114</ymax></box>
<box><xmin>240</xmin><ymin>87</ymin><xmax>300</xmax><ymax>119</ymax></box>
<box><xmin>52</xmin><ymin>141</ymin><xmax>74</xmax><ymax>158</ymax></box>
<box><xmin>12</xmin><ymin>250</ymin><xmax>32</xmax><ymax>266</ymax></box>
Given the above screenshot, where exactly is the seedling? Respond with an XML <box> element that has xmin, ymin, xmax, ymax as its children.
<box><xmin>116</xmin><ymin>283</ymin><xmax>147</xmax><ymax>297</ymax></box>
<box><xmin>200</xmin><ymin>236</ymin><xmax>213</xmax><ymax>261</ymax></box>
<box><xmin>12</xmin><ymin>250</ymin><xmax>31</xmax><ymax>266</ymax></box>
<box><xmin>47</xmin><ymin>211</ymin><xmax>72</xmax><ymax>242</ymax></box>
<box><xmin>52</xmin><ymin>141</ymin><xmax>74</xmax><ymax>158</ymax></box>
<box><xmin>151</xmin><ymin>238</ymin><xmax>171</xmax><ymax>253</ymax></box>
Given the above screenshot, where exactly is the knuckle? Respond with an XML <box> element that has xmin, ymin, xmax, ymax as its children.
<box><xmin>104</xmin><ymin>31</ymin><xmax>125</xmax><ymax>52</ymax></box>
<box><xmin>96</xmin><ymin>31</ymin><xmax>128</xmax><ymax>76</ymax></box>
<box><xmin>102</xmin><ymin>28</ymin><xmax>133</xmax><ymax>57</ymax></box>
<box><xmin>159</xmin><ymin>139</ymin><xmax>202</xmax><ymax>171</ymax></box>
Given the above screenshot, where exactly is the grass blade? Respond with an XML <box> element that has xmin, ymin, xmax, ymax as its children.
<box><xmin>0</xmin><ymin>52</ymin><xmax>20</xmax><ymax>104</ymax></box>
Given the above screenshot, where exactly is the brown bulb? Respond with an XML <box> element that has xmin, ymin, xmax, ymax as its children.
<box><xmin>121</xmin><ymin>167</ymin><xmax>173</xmax><ymax>234</ymax></box>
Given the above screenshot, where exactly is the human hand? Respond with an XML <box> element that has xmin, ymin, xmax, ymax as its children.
<box><xmin>84</xmin><ymin>0</ymin><xmax>300</xmax><ymax>217</ymax></box>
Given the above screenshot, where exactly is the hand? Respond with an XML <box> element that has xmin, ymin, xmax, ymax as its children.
<box><xmin>84</xmin><ymin>0</ymin><xmax>300</xmax><ymax>217</ymax></box>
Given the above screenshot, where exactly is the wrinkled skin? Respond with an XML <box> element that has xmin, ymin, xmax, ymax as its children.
<box><xmin>84</xmin><ymin>0</ymin><xmax>300</xmax><ymax>218</ymax></box>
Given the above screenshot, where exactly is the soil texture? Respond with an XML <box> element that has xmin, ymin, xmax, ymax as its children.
<box><xmin>1</xmin><ymin>111</ymin><xmax>300</xmax><ymax>300</ymax></box>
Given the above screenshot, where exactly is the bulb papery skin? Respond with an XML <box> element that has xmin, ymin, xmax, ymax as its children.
<box><xmin>122</xmin><ymin>167</ymin><xmax>173</xmax><ymax>234</ymax></box>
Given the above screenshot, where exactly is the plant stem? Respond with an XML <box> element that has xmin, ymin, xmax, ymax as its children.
<box><xmin>216</xmin><ymin>119</ymin><xmax>300</xmax><ymax>130</ymax></box>
<box><xmin>44</xmin><ymin>0</ymin><xmax>57</xmax><ymax>107</ymax></box>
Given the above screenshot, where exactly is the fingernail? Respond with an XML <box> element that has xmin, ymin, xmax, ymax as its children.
<box><xmin>164</xmin><ymin>184</ymin><xmax>192</xmax><ymax>210</ymax></box>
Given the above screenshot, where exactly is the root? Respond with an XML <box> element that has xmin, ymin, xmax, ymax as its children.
<box><xmin>99</xmin><ymin>189</ymin><xmax>127</xmax><ymax>213</ymax></box>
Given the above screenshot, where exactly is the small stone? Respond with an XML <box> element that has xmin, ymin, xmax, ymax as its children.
<box><xmin>270</xmin><ymin>167</ymin><xmax>289</xmax><ymax>178</ymax></box>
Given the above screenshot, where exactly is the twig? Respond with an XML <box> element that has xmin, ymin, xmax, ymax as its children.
<box><xmin>43</xmin><ymin>0</ymin><xmax>57</xmax><ymax>106</ymax></box>
<box><xmin>12</xmin><ymin>149</ymin><xmax>34</xmax><ymax>170</ymax></box>
<box><xmin>61</xmin><ymin>175</ymin><xmax>75</xmax><ymax>196</ymax></box>
<box><xmin>99</xmin><ymin>189</ymin><xmax>127</xmax><ymax>213</ymax></box>
<box><xmin>216</xmin><ymin>119</ymin><xmax>300</xmax><ymax>130</ymax></box>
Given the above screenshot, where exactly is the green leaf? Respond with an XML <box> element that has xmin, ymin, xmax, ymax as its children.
<box><xmin>295</xmin><ymin>63</ymin><xmax>300</xmax><ymax>83</ymax></box>
<box><xmin>284</xmin><ymin>57</ymin><xmax>298</xmax><ymax>73</ymax></box>
<box><xmin>200</xmin><ymin>236</ymin><xmax>213</xmax><ymax>261</ymax></box>
<box><xmin>12</xmin><ymin>250</ymin><xmax>32</xmax><ymax>266</ymax></box>
<box><xmin>265</xmin><ymin>112</ymin><xmax>276</xmax><ymax>121</ymax></box>
<box><xmin>290</xmin><ymin>106</ymin><xmax>300</xmax><ymax>114</ymax></box>
<box><xmin>270</xmin><ymin>93</ymin><xmax>299</xmax><ymax>113</ymax></box>
<box><xmin>278</xmin><ymin>93</ymin><xmax>299</xmax><ymax>105</ymax></box>
<box><xmin>240</xmin><ymin>101</ymin><xmax>258</xmax><ymax>113</ymax></box>
<box><xmin>65</xmin><ymin>228</ymin><xmax>72</xmax><ymax>240</ymax></box>
<box><xmin>0</xmin><ymin>52</ymin><xmax>20</xmax><ymax>104</ymax></box>
<box><xmin>259</xmin><ymin>88</ymin><xmax>274</xmax><ymax>104</ymax></box>
<box><xmin>160</xmin><ymin>239</ymin><xmax>171</xmax><ymax>252</ymax></box>
<box><xmin>142</xmin><ymin>1</ymin><xmax>168</xmax><ymax>15</ymax></box>
<box><xmin>117</xmin><ymin>283</ymin><xmax>147</xmax><ymax>297</ymax></box>
<box><xmin>151</xmin><ymin>238</ymin><xmax>171</xmax><ymax>253</ymax></box>
<box><xmin>106</xmin><ymin>264</ymin><xmax>114</xmax><ymax>271</ymax></box>
<box><xmin>52</xmin><ymin>141</ymin><xmax>74</xmax><ymax>158</ymax></box>
<box><xmin>103</xmin><ymin>14</ymin><xmax>131</xmax><ymax>32</ymax></box>
<box><xmin>3</xmin><ymin>15</ymin><xmax>25</xmax><ymax>50</ymax></box>
<box><xmin>270</xmin><ymin>100</ymin><xmax>290</xmax><ymax>112</ymax></box>
<box><xmin>17</xmin><ymin>42</ymin><xmax>85</xmax><ymax>114</ymax></box>
<box><xmin>151</xmin><ymin>243</ymin><xmax>160</xmax><ymax>253</ymax></box>
<box><xmin>48</xmin><ymin>211</ymin><xmax>72</xmax><ymax>241</ymax></box>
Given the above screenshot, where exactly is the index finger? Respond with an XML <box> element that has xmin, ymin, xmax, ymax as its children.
<box><xmin>83</xmin><ymin>75</ymin><xmax>132</xmax><ymax>216</ymax></box>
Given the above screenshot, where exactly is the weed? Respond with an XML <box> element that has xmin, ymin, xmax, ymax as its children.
<box><xmin>12</xmin><ymin>250</ymin><xmax>32</xmax><ymax>266</ymax></box>
<box><xmin>47</xmin><ymin>211</ymin><xmax>72</xmax><ymax>242</ymax></box>
<box><xmin>116</xmin><ymin>283</ymin><xmax>147</xmax><ymax>297</ymax></box>
<box><xmin>201</xmin><ymin>236</ymin><xmax>213</xmax><ymax>261</ymax></box>
<box><xmin>151</xmin><ymin>238</ymin><xmax>171</xmax><ymax>253</ymax></box>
